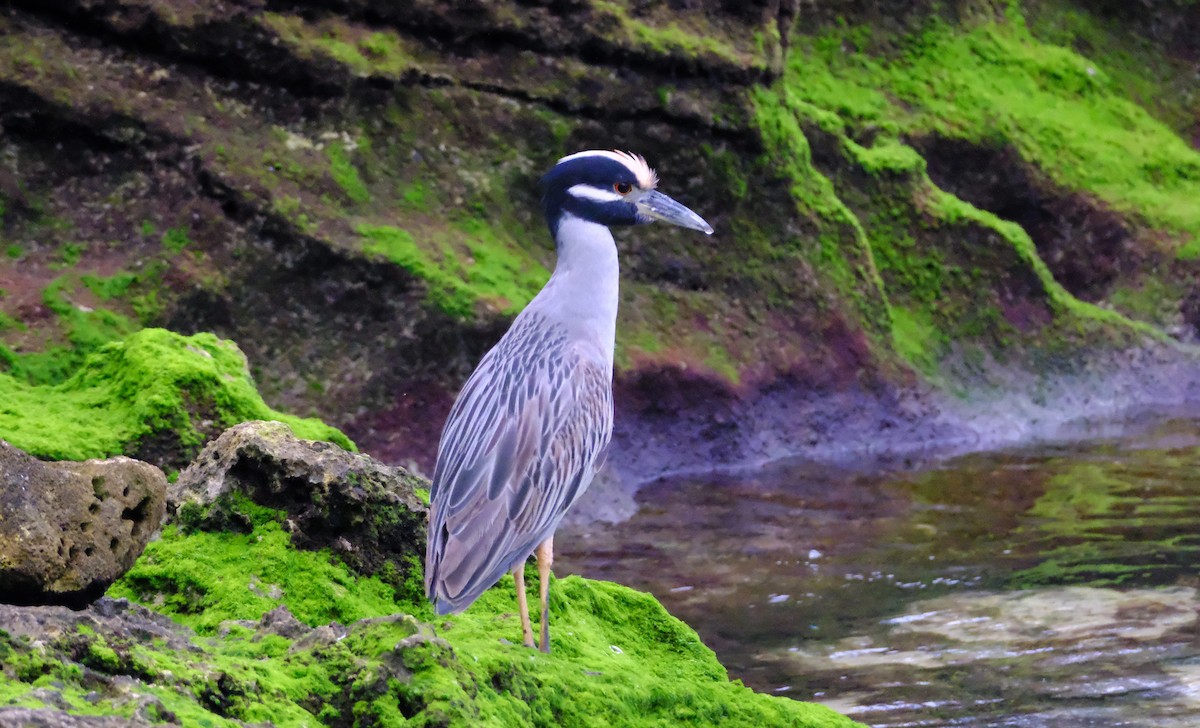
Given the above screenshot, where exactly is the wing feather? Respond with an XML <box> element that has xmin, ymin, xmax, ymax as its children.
<box><xmin>425</xmin><ymin>312</ymin><xmax>613</xmax><ymax>614</ymax></box>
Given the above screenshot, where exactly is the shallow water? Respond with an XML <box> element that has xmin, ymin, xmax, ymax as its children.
<box><xmin>557</xmin><ymin>418</ymin><xmax>1200</xmax><ymax>727</ymax></box>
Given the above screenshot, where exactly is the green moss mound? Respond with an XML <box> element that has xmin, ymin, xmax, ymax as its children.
<box><xmin>109</xmin><ymin>522</ymin><xmax>401</xmax><ymax>634</ymax></box>
<box><xmin>423</xmin><ymin>577</ymin><xmax>848</xmax><ymax>727</ymax></box>
<box><xmin>94</xmin><ymin>516</ymin><xmax>860</xmax><ymax>727</ymax></box>
<box><xmin>0</xmin><ymin>328</ymin><xmax>352</xmax><ymax>466</ymax></box>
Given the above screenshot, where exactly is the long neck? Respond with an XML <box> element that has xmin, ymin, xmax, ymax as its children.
<box><xmin>531</xmin><ymin>212</ymin><xmax>619</xmax><ymax>364</ymax></box>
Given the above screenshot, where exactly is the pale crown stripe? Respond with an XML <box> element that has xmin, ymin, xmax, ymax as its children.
<box><xmin>557</xmin><ymin>150</ymin><xmax>658</xmax><ymax>190</ymax></box>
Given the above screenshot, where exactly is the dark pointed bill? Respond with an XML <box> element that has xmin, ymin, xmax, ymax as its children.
<box><xmin>636</xmin><ymin>190</ymin><xmax>714</xmax><ymax>235</ymax></box>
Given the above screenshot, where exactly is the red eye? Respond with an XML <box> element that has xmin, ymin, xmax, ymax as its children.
<box><xmin>614</xmin><ymin>182</ymin><xmax>633</xmax><ymax>195</ymax></box>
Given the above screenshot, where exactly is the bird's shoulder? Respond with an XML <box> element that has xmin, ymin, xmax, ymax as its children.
<box><xmin>472</xmin><ymin>308</ymin><xmax>609</xmax><ymax>386</ymax></box>
<box><xmin>432</xmin><ymin>310</ymin><xmax>611</xmax><ymax>485</ymax></box>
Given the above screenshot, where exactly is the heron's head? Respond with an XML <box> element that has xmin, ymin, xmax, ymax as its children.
<box><xmin>538</xmin><ymin>150</ymin><xmax>713</xmax><ymax>239</ymax></box>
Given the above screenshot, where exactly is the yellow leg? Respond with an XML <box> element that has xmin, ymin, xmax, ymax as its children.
<box><xmin>513</xmin><ymin>561</ymin><xmax>535</xmax><ymax>648</ymax></box>
<box><xmin>537</xmin><ymin>538</ymin><xmax>553</xmax><ymax>654</ymax></box>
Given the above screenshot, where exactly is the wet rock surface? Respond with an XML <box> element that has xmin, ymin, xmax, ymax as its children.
<box><xmin>169</xmin><ymin>420</ymin><xmax>427</xmax><ymax>581</ymax></box>
<box><xmin>0</xmin><ymin>441</ymin><xmax>166</xmax><ymax>607</ymax></box>
<box><xmin>0</xmin><ymin>596</ymin><xmax>190</xmax><ymax>649</ymax></box>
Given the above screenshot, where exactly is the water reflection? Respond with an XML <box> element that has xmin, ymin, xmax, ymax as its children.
<box><xmin>557</xmin><ymin>419</ymin><xmax>1200</xmax><ymax>726</ymax></box>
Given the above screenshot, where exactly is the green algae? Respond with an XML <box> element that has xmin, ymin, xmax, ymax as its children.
<box><xmin>2</xmin><ymin>241</ymin><xmax>175</xmax><ymax>387</ymax></box>
<box><xmin>453</xmin><ymin>217</ymin><xmax>550</xmax><ymax>313</ymax></box>
<box><xmin>1107</xmin><ymin>277</ymin><xmax>1181</xmax><ymax>326</ymax></box>
<box><xmin>0</xmin><ymin>328</ymin><xmax>352</xmax><ymax>464</ymax></box>
<box><xmin>1</xmin><ymin>276</ymin><xmax>143</xmax><ymax>385</ymax></box>
<box><xmin>926</xmin><ymin>187</ymin><xmax>1161</xmax><ymax>341</ymax></box>
<box><xmin>110</xmin><ymin>522</ymin><xmax>399</xmax><ymax>633</ymax></box>
<box><xmin>44</xmin><ymin>276</ymin><xmax>139</xmax><ymax>352</ymax></box>
<box><xmin>272</xmin><ymin>194</ymin><xmax>318</xmax><ymax>234</ymax></box>
<box><xmin>748</xmin><ymin>6</ymin><xmax>1180</xmax><ymax>377</ymax></box>
<box><xmin>161</xmin><ymin>227</ymin><xmax>191</xmax><ymax>253</ymax></box>
<box><xmin>889</xmin><ymin>306</ymin><xmax>942</xmax><ymax>375</ymax></box>
<box><xmin>416</xmin><ymin>576</ymin><xmax>854</xmax><ymax>727</ymax></box>
<box><xmin>591</xmin><ymin>0</ymin><xmax>758</xmax><ymax>71</ymax></box>
<box><xmin>90</xmin><ymin>512</ymin><xmax>861</xmax><ymax>727</ymax></box>
<box><xmin>261</xmin><ymin>12</ymin><xmax>420</xmax><ymax>79</ymax></box>
<box><xmin>2</xmin><ymin>607</ymin><xmax>416</xmax><ymax>726</ymax></box>
<box><xmin>81</xmin><ymin>271</ymin><xmax>138</xmax><ymax>301</ymax></box>
<box><xmin>51</xmin><ymin>241</ymin><xmax>84</xmax><ymax>269</ymax></box>
<box><xmin>0</xmin><ymin>311</ymin><xmax>22</xmax><ymax>332</ymax></box>
<box><xmin>1026</xmin><ymin>1</ymin><xmax>1200</xmax><ymax>137</ymax></box>
<box><xmin>399</xmin><ymin>180</ymin><xmax>434</xmax><ymax>211</ymax></box>
<box><xmin>748</xmin><ymin>86</ymin><xmax>892</xmax><ymax>342</ymax></box>
<box><xmin>359</xmin><ymin>224</ymin><xmax>476</xmax><ymax>316</ymax></box>
<box><xmin>787</xmin><ymin>14</ymin><xmax>1200</xmax><ymax>247</ymax></box>
<box><xmin>326</xmin><ymin>142</ymin><xmax>371</xmax><ymax>204</ymax></box>
<box><xmin>359</xmin><ymin>222</ymin><xmax>548</xmax><ymax>318</ymax></box>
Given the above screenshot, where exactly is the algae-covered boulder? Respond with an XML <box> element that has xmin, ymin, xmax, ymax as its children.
<box><xmin>95</xmin><ymin>512</ymin><xmax>862</xmax><ymax>726</ymax></box>
<box><xmin>0</xmin><ymin>441</ymin><xmax>166</xmax><ymax>607</ymax></box>
<box><xmin>169</xmin><ymin>420</ymin><xmax>427</xmax><ymax>589</ymax></box>
<box><xmin>3</xmin><ymin>570</ymin><xmax>865</xmax><ymax>726</ymax></box>
<box><xmin>0</xmin><ymin>329</ymin><xmax>353</xmax><ymax>471</ymax></box>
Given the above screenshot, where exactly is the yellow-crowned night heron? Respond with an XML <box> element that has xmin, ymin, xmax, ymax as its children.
<box><xmin>425</xmin><ymin>150</ymin><xmax>712</xmax><ymax>652</ymax></box>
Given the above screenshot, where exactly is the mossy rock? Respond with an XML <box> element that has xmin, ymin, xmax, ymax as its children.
<box><xmin>95</xmin><ymin>514</ymin><xmax>861</xmax><ymax>726</ymax></box>
<box><xmin>170</xmin><ymin>420</ymin><xmax>427</xmax><ymax>604</ymax></box>
<box><xmin>0</xmin><ymin>328</ymin><xmax>353</xmax><ymax>471</ymax></box>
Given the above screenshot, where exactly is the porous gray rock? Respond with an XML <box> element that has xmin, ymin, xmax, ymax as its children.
<box><xmin>216</xmin><ymin>604</ymin><xmax>311</xmax><ymax>640</ymax></box>
<box><xmin>0</xmin><ymin>442</ymin><xmax>167</xmax><ymax>607</ymax></box>
<box><xmin>0</xmin><ymin>597</ymin><xmax>191</xmax><ymax>649</ymax></box>
<box><xmin>169</xmin><ymin>421</ymin><xmax>427</xmax><ymax>589</ymax></box>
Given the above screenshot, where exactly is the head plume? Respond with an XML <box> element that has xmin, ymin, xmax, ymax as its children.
<box><xmin>555</xmin><ymin>150</ymin><xmax>658</xmax><ymax>191</ymax></box>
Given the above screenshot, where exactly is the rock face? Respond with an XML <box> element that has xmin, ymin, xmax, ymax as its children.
<box><xmin>169</xmin><ymin>420</ymin><xmax>427</xmax><ymax>583</ymax></box>
<box><xmin>1</xmin><ymin>0</ymin><xmax>1199</xmax><ymax>491</ymax></box>
<box><xmin>0</xmin><ymin>441</ymin><xmax>166</xmax><ymax>607</ymax></box>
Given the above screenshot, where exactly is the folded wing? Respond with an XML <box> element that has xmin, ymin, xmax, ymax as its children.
<box><xmin>425</xmin><ymin>314</ymin><xmax>613</xmax><ymax>614</ymax></box>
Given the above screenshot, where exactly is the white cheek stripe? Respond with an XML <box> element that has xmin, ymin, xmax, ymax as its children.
<box><xmin>567</xmin><ymin>184</ymin><xmax>625</xmax><ymax>203</ymax></box>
